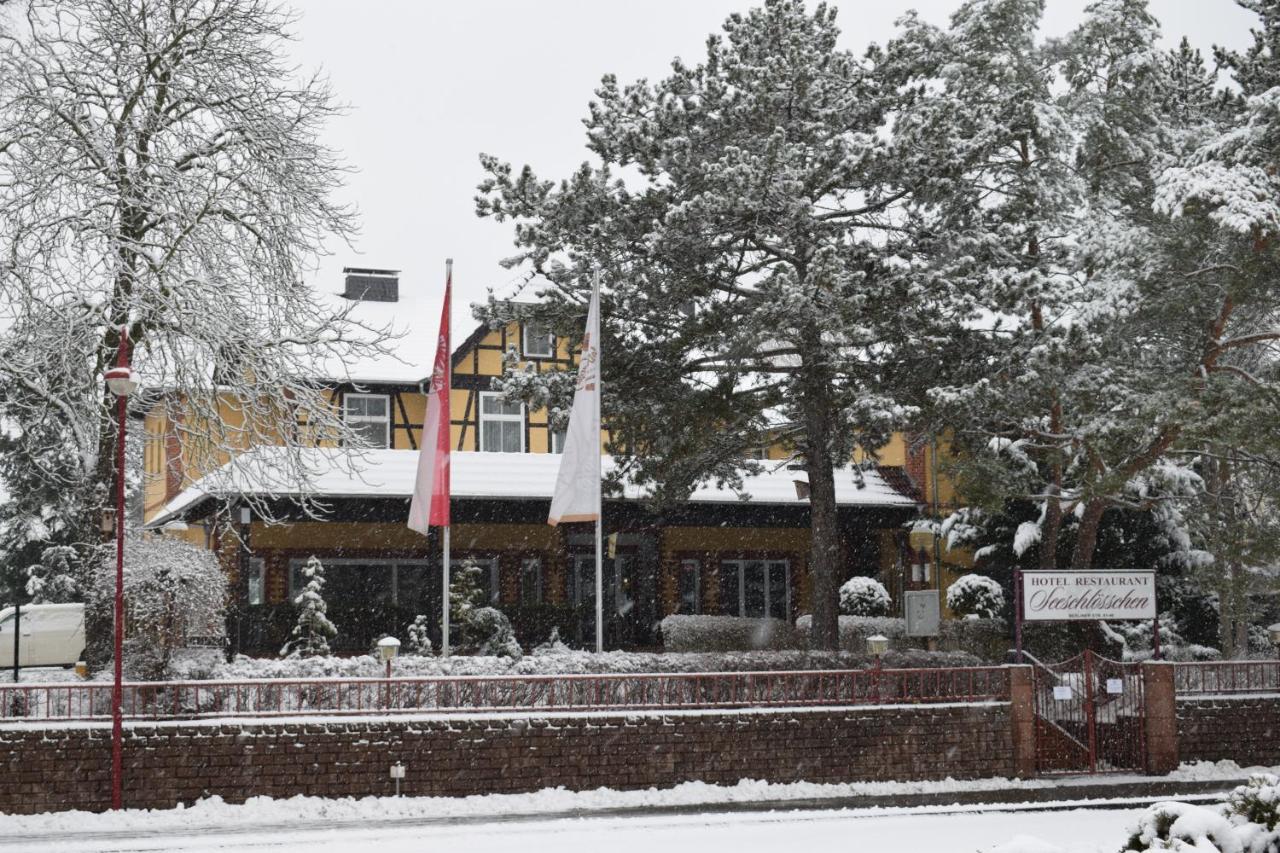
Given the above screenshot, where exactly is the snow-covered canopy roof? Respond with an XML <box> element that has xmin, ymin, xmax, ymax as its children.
<box><xmin>147</xmin><ymin>447</ymin><xmax>919</xmax><ymax>527</ymax></box>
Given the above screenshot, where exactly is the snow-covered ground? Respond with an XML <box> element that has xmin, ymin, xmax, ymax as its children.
<box><xmin>1</xmin><ymin>762</ymin><xmax>1267</xmax><ymax>853</ymax></box>
<box><xmin>0</xmin><ymin>803</ymin><xmax>1149</xmax><ymax>853</ymax></box>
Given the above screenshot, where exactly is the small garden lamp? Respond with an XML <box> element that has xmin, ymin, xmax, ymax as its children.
<box><xmin>378</xmin><ymin>636</ymin><xmax>401</xmax><ymax>679</ymax></box>
<box><xmin>1268</xmin><ymin>623</ymin><xmax>1280</xmax><ymax>660</ymax></box>
<box><xmin>866</xmin><ymin>634</ymin><xmax>889</xmax><ymax>659</ymax></box>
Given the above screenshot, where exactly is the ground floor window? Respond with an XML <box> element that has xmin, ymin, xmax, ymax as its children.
<box><xmin>720</xmin><ymin>558</ymin><xmax>790</xmax><ymax>619</ymax></box>
<box><xmin>677</xmin><ymin>558</ymin><xmax>700</xmax><ymax>615</ymax></box>
<box><xmin>286</xmin><ymin>558</ymin><xmax>431</xmax><ymax>652</ymax></box>
<box><xmin>450</xmin><ymin>555</ymin><xmax>500</xmax><ymax>603</ymax></box>
<box><xmin>519</xmin><ymin>557</ymin><xmax>543</xmax><ymax>606</ymax></box>
<box><xmin>246</xmin><ymin>557</ymin><xmax>265</xmax><ymax>606</ymax></box>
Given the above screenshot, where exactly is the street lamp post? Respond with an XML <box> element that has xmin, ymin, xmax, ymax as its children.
<box><xmin>104</xmin><ymin>327</ymin><xmax>138</xmax><ymax>811</ymax></box>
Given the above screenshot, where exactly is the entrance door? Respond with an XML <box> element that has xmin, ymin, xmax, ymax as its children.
<box><xmin>1031</xmin><ymin>650</ymin><xmax>1146</xmax><ymax>773</ymax></box>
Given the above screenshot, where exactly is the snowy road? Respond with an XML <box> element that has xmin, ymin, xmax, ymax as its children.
<box><xmin>12</xmin><ymin>804</ymin><xmax>1145</xmax><ymax>853</ymax></box>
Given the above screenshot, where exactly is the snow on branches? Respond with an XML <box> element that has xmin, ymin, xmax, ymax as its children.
<box><xmin>0</xmin><ymin>0</ymin><xmax>396</xmax><ymax>529</ymax></box>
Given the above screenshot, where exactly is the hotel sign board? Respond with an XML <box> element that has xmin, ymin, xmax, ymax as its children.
<box><xmin>1021</xmin><ymin>570</ymin><xmax>1156</xmax><ymax>622</ymax></box>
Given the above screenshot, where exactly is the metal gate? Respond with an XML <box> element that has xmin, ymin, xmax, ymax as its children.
<box><xmin>1031</xmin><ymin>650</ymin><xmax>1146</xmax><ymax>774</ymax></box>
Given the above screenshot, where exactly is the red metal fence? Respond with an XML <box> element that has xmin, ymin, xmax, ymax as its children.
<box><xmin>0</xmin><ymin>665</ymin><xmax>1011</xmax><ymax>722</ymax></box>
<box><xmin>1172</xmin><ymin>660</ymin><xmax>1280</xmax><ymax>696</ymax></box>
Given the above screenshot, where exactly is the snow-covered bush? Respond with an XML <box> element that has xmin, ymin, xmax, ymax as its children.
<box><xmin>213</xmin><ymin>647</ymin><xmax>980</xmax><ymax>682</ymax></box>
<box><xmin>86</xmin><ymin>536</ymin><xmax>227</xmax><ymax>679</ymax></box>
<box><xmin>660</xmin><ymin>615</ymin><xmax>801</xmax><ymax>652</ymax></box>
<box><xmin>797</xmin><ymin>614</ymin><xmax>904</xmax><ymax>651</ymax></box>
<box><xmin>946</xmin><ymin>574</ymin><xmax>1004</xmax><ymax>618</ymax></box>
<box><xmin>472</xmin><ymin>607</ymin><xmax>522</xmax><ymax>660</ymax></box>
<box><xmin>281</xmin><ymin>556</ymin><xmax>336</xmax><ymax>659</ymax></box>
<box><xmin>531</xmin><ymin>627</ymin><xmax>572</xmax><ymax>656</ymax></box>
<box><xmin>406</xmin><ymin>615</ymin><xmax>434</xmax><ymax>656</ymax></box>
<box><xmin>838</xmin><ymin>576</ymin><xmax>891</xmax><ymax>617</ymax></box>
<box><xmin>447</xmin><ymin>558</ymin><xmax>519</xmax><ymax>657</ymax></box>
<box><xmin>1122</xmin><ymin>774</ymin><xmax>1280</xmax><ymax>852</ymax></box>
<box><xmin>939</xmin><ymin>617</ymin><xmax>1007</xmax><ymax>661</ymax></box>
<box><xmin>1103</xmin><ymin>615</ymin><xmax>1221</xmax><ymax>662</ymax></box>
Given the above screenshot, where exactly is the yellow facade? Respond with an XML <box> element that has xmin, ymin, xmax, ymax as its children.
<box><xmin>143</xmin><ymin>316</ymin><xmax>980</xmax><ymax>652</ymax></box>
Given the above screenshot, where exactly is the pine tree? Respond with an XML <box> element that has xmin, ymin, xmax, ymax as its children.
<box><xmin>283</xmin><ymin>556</ymin><xmax>337</xmax><ymax>659</ymax></box>
<box><xmin>405</xmin><ymin>614</ymin><xmax>434</xmax><ymax>656</ymax></box>
<box><xmin>448</xmin><ymin>558</ymin><xmax>488</xmax><ymax>645</ymax></box>
<box><xmin>477</xmin><ymin>0</ymin><xmax>958</xmax><ymax>648</ymax></box>
<box><xmin>1215</xmin><ymin>0</ymin><xmax>1280</xmax><ymax>96</ymax></box>
<box><xmin>891</xmin><ymin>0</ymin><xmax>1086</xmax><ymax>571</ymax></box>
<box><xmin>893</xmin><ymin>0</ymin><xmax>1280</xmax><ymax>586</ymax></box>
<box><xmin>446</xmin><ymin>558</ymin><xmax>520</xmax><ymax>658</ymax></box>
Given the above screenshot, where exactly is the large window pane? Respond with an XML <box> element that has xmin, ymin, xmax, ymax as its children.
<box><xmin>519</xmin><ymin>558</ymin><xmax>542</xmax><ymax>606</ymax></box>
<box><xmin>523</xmin><ymin>322</ymin><xmax>553</xmax><ymax>358</ymax></box>
<box><xmin>742</xmin><ymin>560</ymin><xmax>766</xmax><ymax>617</ymax></box>
<box><xmin>344</xmin><ymin>393</ymin><xmax>390</xmax><ymax>448</ymax></box>
<box><xmin>678</xmin><ymin>559</ymin><xmax>700</xmax><ymax>615</ymax></box>
<box><xmin>768</xmin><ymin>561</ymin><xmax>789</xmax><ymax>620</ymax></box>
<box><xmin>718</xmin><ymin>563</ymin><xmax>738</xmax><ymax>616</ymax></box>
<box><xmin>480</xmin><ymin>393</ymin><xmax>524</xmax><ymax>453</ymax></box>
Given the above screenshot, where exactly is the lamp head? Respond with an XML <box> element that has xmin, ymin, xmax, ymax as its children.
<box><xmin>377</xmin><ymin>636</ymin><xmax>401</xmax><ymax>661</ymax></box>
<box><xmin>105</xmin><ymin>366</ymin><xmax>139</xmax><ymax>397</ymax></box>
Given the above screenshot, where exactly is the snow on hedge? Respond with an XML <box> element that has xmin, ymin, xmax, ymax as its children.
<box><xmin>946</xmin><ymin>574</ymin><xmax>1005</xmax><ymax>619</ymax></box>
<box><xmin>838</xmin><ymin>576</ymin><xmax>891</xmax><ymax>616</ymax></box>
<box><xmin>660</xmin><ymin>615</ymin><xmax>799</xmax><ymax>652</ymax></box>
<box><xmin>206</xmin><ymin>644</ymin><xmax>986</xmax><ymax>682</ymax></box>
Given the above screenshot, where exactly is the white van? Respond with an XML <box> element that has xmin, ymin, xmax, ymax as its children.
<box><xmin>0</xmin><ymin>603</ymin><xmax>86</xmax><ymax>668</ymax></box>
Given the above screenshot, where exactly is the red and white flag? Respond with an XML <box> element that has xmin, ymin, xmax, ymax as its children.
<box><xmin>548</xmin><ymin>282</ymin><xmax>601</xmax><ymax>525</ymax></box>
<box><xmin>408</xmin><ymin>269</ymin><xmax>452</xmax><ymax>533</ymax></box>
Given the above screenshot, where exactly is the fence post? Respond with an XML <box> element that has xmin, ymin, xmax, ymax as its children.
<box><xmin>1008</xmin><ymin>665</ymin><xmax>1036</xmax><ymax>779</ymax></box>
<box><xmin>1142</xmin><ymin>661</ymin><xmax>1178</xmax><ymax>775</ymax></box>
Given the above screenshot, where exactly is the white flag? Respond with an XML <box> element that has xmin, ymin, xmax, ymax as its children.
<box><xmin>548</xmin><ymin>282</ymin><xmax>601</xmax><ymax>525</ymax></box>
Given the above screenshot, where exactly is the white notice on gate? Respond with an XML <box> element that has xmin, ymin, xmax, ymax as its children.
<box><xmin>1053</xmin><ymin>685</ymin><xmax>1073</xmax><ymax>701</ymax></box>
<box><xmin>1107</xmin><ymin>678</ymin><xmax>1124</xmax><ymax>694</ymax></box>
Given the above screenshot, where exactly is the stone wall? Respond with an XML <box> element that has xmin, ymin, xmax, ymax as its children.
<box><xmin>0</xmin><ymin>701</ymin><xmax>1017</xmax><ymax>815</ymax></box>
<box><xmin>1177</xmin><ymin>695</ymin><xmax>1280</xmax><ymax>766</ymax></box>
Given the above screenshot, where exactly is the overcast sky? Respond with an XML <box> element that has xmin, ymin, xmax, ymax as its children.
<box><xmin>288</xmin><ymin>0</ymin><xmax>1260</xmax><ymax>341</ymax></box>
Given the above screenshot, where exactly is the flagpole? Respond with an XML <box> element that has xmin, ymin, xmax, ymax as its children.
<box><xmin>442</xmin><ymin>258</ymin><xmax>453</xmax><ymax>658</ymax></box>
<box><xmin>592</xmin><ymin>270</ymin><xmax>603</xmax><ymax>655</ymax></box>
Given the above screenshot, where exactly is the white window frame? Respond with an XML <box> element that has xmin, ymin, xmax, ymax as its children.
<box><xmin>343</xmin><ymin>393</ymin><xmax>390</xmax><ymax>449</ymax></box>
<box><xmin>522</xmin><ymin>322</ymin><xmax>554</xmax><ymax>358</ymax></box>
<box><xmin>246</xmin><ymin>557</ymin><xmax>265</xmax><ymax>606</ymax></box>
<box><xmin>721</xmin><ymin>559</ymin><xmax>790</xmax><ymax>619</ymax></box>
<box><xmin>479</xmin><ymin>391</ymin><xmax>525</xmax><ymax>453</ymax></box>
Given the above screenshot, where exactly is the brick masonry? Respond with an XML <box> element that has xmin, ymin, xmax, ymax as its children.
<box><xmin>1177</xmin><ymin>695</ymin><xmax>1280</xmax><ymax>766</ymax></box>
<box><xmin>0</xmin><ymin>702</ymin><xmax>1015</xmax><ymax>815</ymax></box>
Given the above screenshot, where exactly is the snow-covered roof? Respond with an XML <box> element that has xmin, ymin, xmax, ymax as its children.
<box><xmin>147</xmin><ymin>448</ymin><xmax>919</xmax><ymax>526</ymax></box>
<box><xmin>315</xmin><ymin>295</ymin><xmax>436</xmax><ymax>385</ymax></box>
